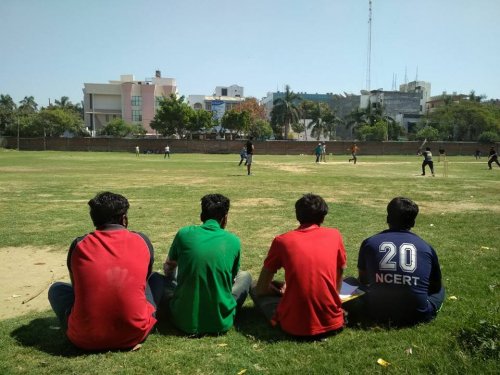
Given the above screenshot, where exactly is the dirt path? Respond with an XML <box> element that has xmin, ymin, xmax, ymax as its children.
<box><xmin>0</xmin><ymin>246</ymin><xmax>69</xmax><ymax>320</ymax></box>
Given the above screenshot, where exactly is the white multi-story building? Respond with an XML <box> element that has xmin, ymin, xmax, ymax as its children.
<box><xmin>188</xmin><ymin>85</ymin><xmax>245</xmax><ymax>116</ymax></box>
<box><xmin>83</xmin><ymin>70</ymin><xmax>177</xmax><ymax>135</ymax></box>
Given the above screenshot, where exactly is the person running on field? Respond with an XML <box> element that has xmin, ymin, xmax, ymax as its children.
<box><xmin>348</xmin><ymin>143</ymin><xmax>359</xmax><ymax>164</ymax></box>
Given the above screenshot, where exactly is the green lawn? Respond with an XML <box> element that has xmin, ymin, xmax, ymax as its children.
<box><xmin>0</xmin><ymin>150</ymin><xmax>498</xmax><ymax>374</ymax></box>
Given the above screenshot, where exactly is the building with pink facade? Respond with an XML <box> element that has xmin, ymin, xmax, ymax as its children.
<box><xmin>83</xmin><ymin>70</ymin><xmax>177</xmax><ymax>135</ymax></box>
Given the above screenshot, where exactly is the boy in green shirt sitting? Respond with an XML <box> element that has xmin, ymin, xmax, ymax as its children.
<box><xmin>163</xmin><ymin>194</ymin><xmax>252</xmax><ymax>334</ymax></box>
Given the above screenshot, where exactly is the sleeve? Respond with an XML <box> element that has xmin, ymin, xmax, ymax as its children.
<box><xmin>263</xmin><ymin>237</ymin><xmax>284</xmax><ymax>273</ymax></box>
<box><xmin>428</xmin><ymin>247</ymin><xmax>442</xmax><ymax>294</ymax></box>
<box><xmin>168</xmin><ymin>231</ymin><xmax>181</xmax><ymax>262</ymax></box>
<box><xmin>67</xmin><ymin>236</ymin><xmax>85</xmax><ymax>274</ymax></box>
<box><xmin>136</xmin><ymin>232</ymin><xmax>155</xmax><ymax>277</ymax></box>
<box><xmin>337</xmin><ymin>232</ymin><xmax>347</xmax><ymax>269</ymax></box>
<box><xmin>232</xmin><ymin>237</ymin><xmax>241</xmax><ymax>280</ymax></box>
<box><xmin>357</xmin><ymin>239</ymin><xmax>369</xmax><ymax>272</ymax></box>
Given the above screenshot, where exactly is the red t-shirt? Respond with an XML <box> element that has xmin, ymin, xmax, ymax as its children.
<box><xmin>67</xmin><ymin>227</ymin><xmax>156</xmax><ymax>350</ymax></box>
<box><xmin>264</xmin><ymin>224</ymin><xmax>347</xmax><ymax>336</ymax></box>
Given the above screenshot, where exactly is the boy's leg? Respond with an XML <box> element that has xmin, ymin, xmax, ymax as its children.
<box><xmin>146</xmin><ymin>272</ymin><xmax>168</xmax><ymax>309</ymax></box>
<box><xmin>341</xmin><ymin>277</ymin><xmax>369</xmax><ymax>325</ymax></box>
<box><xmin>428</xmin><ymin>286</ymin><xmax>445</xmax><ymax>316</ymax></box>
<box><xmin>250</xmin><ymin>288</ymin><xmax>281</xmax><ymax>322</ymax></box>
<box><xmin>232</xmin><ymin>271</ymin><xmax>252</xmax><ymax>309</ymax></box>
<box><xmin>48</xmin><ymin>282</ymin><xmax>74</xmax><ymax>330</ymax></box>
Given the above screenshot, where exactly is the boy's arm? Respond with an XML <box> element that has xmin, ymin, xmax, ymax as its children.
<box><xmin>253</xmin><ymin>266</ymin><xmax>283</xmax><ymax>296</ymax></box>
<box><xmin>163</xmin><ymin>257</ymin><xmax>177</xmax><ymax>279</ymax></box>
<box><xmin>337</xmin><ymin>267</ymin><xmax>344</xmax><ymax>292</ymax></box>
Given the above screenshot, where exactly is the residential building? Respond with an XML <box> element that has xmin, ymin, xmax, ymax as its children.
<box><xmin>360</xmin><ymin>81</ymin><xmax>431</xmax><ymax>132</ymax></box>
<box><xmin>188</xmin><ymin>85</ymin><xmax>245</xmax><ymax>138</ymax></box>
<box><xmin>83</xmin><ymin>70</ymin><xmax>177</xmax><ymax>135</ymax></box>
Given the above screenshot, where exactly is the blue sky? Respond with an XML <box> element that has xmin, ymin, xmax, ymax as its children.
<box><xmin>1</xmin><ymin>0</ymin><xmax>499</xmax><ymax>107</ymax></box>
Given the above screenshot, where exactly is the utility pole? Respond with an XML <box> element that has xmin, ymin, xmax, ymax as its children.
<box><xmin>366</xmin><ymin>0</ymin><xmax>372</xmax><ymax>91</ymax></box>
<box><xmin>17</xmin><ymin>117</ymin><xmax>20</xmax><ymax>151</ymax></box>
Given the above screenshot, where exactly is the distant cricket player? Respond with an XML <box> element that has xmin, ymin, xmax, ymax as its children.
<box><xmin>488</xmin><ymin>146</ymin><xmax>500</xmax><ymax>169</ymax></box>
<box><xmin>421</xmin><ymin>147</ymin><xmax>435</xmax><ymax>176</ymax></box>
<box><xmin>348</xmin><ymin>143</ymin><xmax>359</xmax><ymax>164</ymax></box>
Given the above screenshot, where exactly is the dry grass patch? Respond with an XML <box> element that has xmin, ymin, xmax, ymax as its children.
<box><xmin>0</xmin><ymin>246</ymin><xmax>68</xmax><ymax>320</ymax></box>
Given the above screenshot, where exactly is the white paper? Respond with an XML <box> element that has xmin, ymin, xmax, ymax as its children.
<box><xmin>340</xmin><ymin>281</ymin><xmax>359</xmax><ymax>299</ymax></box>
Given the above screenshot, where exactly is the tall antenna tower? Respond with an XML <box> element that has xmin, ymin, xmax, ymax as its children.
<box><xmin>366</xmin><ymin>0</ymin><xmax>372</xmax><ymax>90</ymax></box>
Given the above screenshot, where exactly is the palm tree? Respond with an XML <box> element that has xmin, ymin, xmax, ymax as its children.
<box><xmin>308</xmin><ymin>103</ymin><xmax>341</xmax><ymax>140</ymax></box>
<box><xmin>18</xmin><ymin>96</ymin><xmax>38</xmax><ymax>115</ymax></box>
<box><xmin>308</xmin><ymin>103</ymin><xmax>331</xmax><ymax>140</ymax></box>
<box><xmin>54</xmin><ymin>96</ymin><xmax>71</xmax><ymax>108</ymax></box>
<box><xmin>345</xmin><ymin>106</ymin><xmax>368</xmax><ymax>139</ymax></box>
<box><xmin>271</xmin><ymin>85</ymin><xmax>301</xmax><ymax>139</ymax></box>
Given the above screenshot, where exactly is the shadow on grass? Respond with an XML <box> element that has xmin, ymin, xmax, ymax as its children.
<box><xmin>234</xmin><ymin>306</ymin><xmax>305</xmax><ymax>343</ymax></box>
<box><xmin>10</xmin><ymin>317</ymin><xmax>83</xmax><ymax>357</ymax></box>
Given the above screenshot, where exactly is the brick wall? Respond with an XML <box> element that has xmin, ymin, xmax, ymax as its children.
<box><xmin>1</xmin><ymin>137</ymin><xmax>497</xmax><ymax>156</ymax></box>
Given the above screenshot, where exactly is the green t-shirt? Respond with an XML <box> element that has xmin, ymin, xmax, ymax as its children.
<box><xmin>168</xmin><ymin>219</ymin><xmax>241</xmax><ymax>334</ymax></box>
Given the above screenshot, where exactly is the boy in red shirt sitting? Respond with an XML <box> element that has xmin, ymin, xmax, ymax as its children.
<box><xmin>251</xmin><ymin>193</ymin><xmax>347</xmax><ymax>339</ymax></box>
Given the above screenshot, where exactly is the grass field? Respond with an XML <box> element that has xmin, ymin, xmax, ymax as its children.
<box><xmin>0</xmin><ymin>150</ymin><xmax>498</xmax><ymax>374</ymax></box>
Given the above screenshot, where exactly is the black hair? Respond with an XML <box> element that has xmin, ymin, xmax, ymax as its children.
<box><xmin>88</xmin><ymin>192</ymin><xmax>129</xmax><ymax>228</ymax></box>
<box><xmin>426</xmin><ymin>147</ymin><xmax>431</xmax><ymax>151</ymax></box>
<box><xmin>295</xmin><ymin>193</ymin><xmax>328</xmax><ymax>225</ymax></box>
<box><xmin>200</xmin><ymin>194</ymin><xmax>230</xmax><ymax>223</ymax></box>
<box><xmin>386</xmin><ymin>197</ymin><xmax>419</xmax><ymax>230</ymax></box>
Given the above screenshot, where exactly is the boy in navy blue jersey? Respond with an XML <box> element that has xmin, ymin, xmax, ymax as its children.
<box><xmin>353</xmin><ymin>197</ymin><xmax>444</xmax><ymax>326</ymax></box>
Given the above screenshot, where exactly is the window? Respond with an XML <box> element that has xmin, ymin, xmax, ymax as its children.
<box><xmin>132</xmin><ymin>110</ymin><xmax>142</xmax><ymax>122</ymax></box>
<box><xmin>131</xmin><ymin>96</ymin><xmax>142</xmax><ymax>106</ymax></box>
<box><xmin>221</xmin><ymin>88</ymin><xmax>228</xmax><ymax>96</ymax></box>
<box><xmin>105</xmin><ymin>115</ymin><xmax>109</xmax><ymax>122</ymax></box>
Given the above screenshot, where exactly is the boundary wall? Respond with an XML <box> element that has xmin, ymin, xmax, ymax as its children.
<box><xmin>1</xmin><ymin>137</ymin><xmax>497</xmax><ymax>156</ymax></box>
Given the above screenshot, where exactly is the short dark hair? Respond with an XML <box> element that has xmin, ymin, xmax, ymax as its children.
<box><xmin>295</xmin><ymin>193</ymin><xmax>328</xmax><ymax>225</ymax></box>
<box><xmin>88</xmin><ymin>192</ymin><xmax>129</xmax><ymax>228</ymax></box>
<box><xmin>200</xmin><ymin>194</ymin><xmax>230</xmax><ymax>222</ymax></box>
<box><xmin>386</xmin><ymin>197</ymin><xmax>419</xmax><ymax>230</ymax></box>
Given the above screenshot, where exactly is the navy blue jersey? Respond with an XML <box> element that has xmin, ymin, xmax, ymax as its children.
<box><xmin>357</xmin><ymin>229</ymin><xmax>442</xmax><ymax>324</ymax></box>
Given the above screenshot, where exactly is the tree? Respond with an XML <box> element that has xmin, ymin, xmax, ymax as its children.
<box><xmin>187</xmin><ymin>109</ymin><xmax>214</xmax><ymax>139</ymax></box>
<box><xmin>232</xmin><ymin>97</ymin><xmax>267</xmax><ymax>122</ymax></box>
<box><xmin>221</xmin><ymin>110</ymin><xmax>250</xmax><ymax>139</ymax></box>
<box><xmin>32</xmin><ymin>107</ymin><xmax>85</xmax><ymax>137</ymax></box>
<box><xmin>424</xmin><ymin>100</ymin><xmax>500</xmax><ymax>141</ymax></box>
<box><xmin>150</xmin><ymin>94</ymin><xmax>193</xmax><ymax>138</ymax></box>
<box><xmin>18</xmin><ymin>96</ymin><xmax>38</xmax><ymax>115</ymax></box>
<box><xmin>99</xmin><ymin>118</ymin><xmax>145</xmax><ymax>137</ymax></box>
<box><xmin>345</xmin><ymin>106</ymin><xmax>368</xmax><ymax>139</ymax></box>
<box><xmin>0</xmin><ymin>94</ymin><xmax>17</xmax><ymax>134</ymax></box>
<box><xmin>357</xmin><ymin>120</ymin><xmax>388</xmax><ymax>141</ymax></box>
<box><xmin>53</xmin><ymin>96</ymin><xmax>84</xmax><ymax>119</ymax></box>
<box><xmin>271</xmin><ymin>85</ymin><xmax>301</xmax><ymax>139</ymax></box>
<box><xmin>346</xmin><ymin>103</ymin><xmax>397</xmax><ymax>141</ymax></box>
<box><xmin>415</xmin><ymin>126</ymin><xmax>439</xmax><ymax>141</ymax></box>
<box><xmin>307</xmin><ymin>102</ymin><xmax>340</xmax><ymax>140</ymax></box>
<box><xmin>247</xmin><ymin>119</ymin><xmax>273</xmax><ymax>140</ymax></box>
<box><xmin>297</xmin><ymin>100</ymin><xmax>317</xmax><ymax>140</ymax></box>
